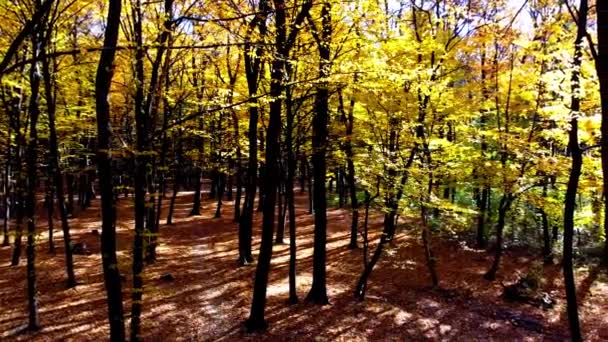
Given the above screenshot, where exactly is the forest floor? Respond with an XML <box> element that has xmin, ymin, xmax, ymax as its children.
<box><xmin>1</xmin><ymin>190</ymin><xmax>608</xmax><ymax>341</ymax></box>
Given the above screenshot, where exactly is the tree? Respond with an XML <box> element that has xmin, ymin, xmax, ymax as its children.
<box><xmin>306</xmin><ymin>0</ymin><xmax>331</xmax><ymax>305</ymax></box>
<box><xmin>562</xmin><ymin>0</ymin><xmax>589</xmax><ymax>340</ymax></box>
<box><xmin>245</xmin><ymin>0</ymin><xmax>311</xmax><ymax>331</ymax></box>
<box><xmin>94</xmin><ymin>0</ymin><xmax>125</xmax><ymax>339</ymax></box>
<box><xmin>40</xmin><ymin>12</ymin><xmax>77</xmax><ymax>287</ymax></box>
<box><xmin>23</xmin><ymin>15</ymin><xmax>43</xmax><ymax>332</ymax></box>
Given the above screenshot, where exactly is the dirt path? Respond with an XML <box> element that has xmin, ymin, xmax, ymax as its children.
<box><xmin>1</xmin><ymin>192</ymin><xmax>607</xmax><ymax>341</ymax></box>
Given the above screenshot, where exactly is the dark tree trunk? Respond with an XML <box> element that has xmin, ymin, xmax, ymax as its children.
<box><xmin>476</xmin><ymin>47</ymin><xmax>490</xmax><ymax>249</ymax></box>
<box><xmin>306</xmin><ymin>1</ymin><xmax>331</xmax><ymax>305</ymax></box>
<box><xmin>299</xmin><ymin>155</ymin><xmax>306</xmax><ymax>193</ymax></box>
<box><xmin>355</xmin><ymin>213</ymin><xmax>388</xmax><ymax>301</ymax></box>
<box><xmin>95</xmin><ymin>0</ymin><xmax>126</xmax><ymax>338</ymax></box>
<box><xmin>232</xmin><ymin>108</ymin><xmax>243</xmax><ymax>222</ymax></box>
<box><xmin>227</xmin><ymin>167</ymin><xmax>233</xmax><ymax>201</ymax></box>
<box><xmin>41</xmin><ymin>37</ymin><xmax>76</xmax><ymax>286</ymax></box>
<box><xmin>245</xmin><ymin>0</ymin><xmax>311</xmax><ymax>331</ymax></box>
<box><xmin>46</xmin><ymin>180</ymin><xmax>55</xmax><ymax>253</ymax></box>
<box><xmin>24</xmin><ymin>32</ymin><xmax>42</xmax><ymax>331</ymax></box>
<box><xmin>2</xmin><ymin>146</ymin><xmax>9</xmax><ymax>247</ymax></box>
<box><xmin>562</xmin><ymin>2</ymin><xmax>588</xmax><ymax>339</ymax></box>
<box><xmin>541</xmin><ymin>185</ymin><xmax>552</xmax><ymax>264</ymax></box>
<box><xmin>307</xmin><ymin>160</ymin><xmax>313</xmax><ymax>214</ymax></box>
<box><xmin>420</xmin><ymin>176</ymin><xmax>439</xmax><ymax>288</ymax></box>
<box><xmin>285</xmin><ymin>66</ymin><xmax>298</xmax><ymax>304</ymax></box>
<box><xmin>483</xmin><ymin>195</ymin><xmax>512</xmax><ymax>280</ymax></box>
<box><xmin>476</xmin><ymin>187</ymin><xmax>489</xmax><ymax>248</ymax></box>
<box><xmin>190</xmin><ymin>167</ymin><xmax>202</xmax><ymax>216</ymax></box>
<box><xmin>237</xmin><ymin>8</ymin><xmax>267</xmax><ymax>264</ymax></box>
<box><xmin>275</xmin><ymin>173</ymin><xmax>285</xmax><ymax>244</ymax></box>
<box><xmin>541</xmin><ymin>207</ymin><xmax>552</xmax><ymax>264</ymax></box>
<box><xmin>167</xmin><ymin>131</ymin><xmax>182</xmax><ymax>225</ymax></box>
<box><xmin>257</xmin><ymin>163</ymin><xmax>265</xmax><ymax>212</ymax></box>
<box><xmin>10</xmin><ymin>89</ymin><xmax>24</xmax><ymax>266</ymax></box>
<box><xmin>338</xmin><ymin>91</ymin><xmax>359</xmax><ymax>249</ymax></box>
<box><xmin>214</xmin><ymin>172</ymin><xmax>225</xmax><ymax>218</ymax></box>
<box><xmin>355</xmin><ymin>190</ymin><xmax>382</xmax><ymax>301</ymax></box>
<box><xmin>245</xmin><ymin>27</ymin><xmax>284</xmax><ymax>335</ymax></box>
<box><xmin>131</xmin><ymin>0</ymin><xmax>147</xmax><ymax>338</ymax></box>
<box><xmin>234</xmin><ymin>162</ymin><xmax>242</xmax><ymax>222</ymax></box>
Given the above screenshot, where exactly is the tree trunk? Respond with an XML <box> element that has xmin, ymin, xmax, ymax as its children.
<box><xmin>355</xmin><ymin>219</ymin><xmax>388</xmax><ymax>301</ymax></box>
<box><xmin>476</xmin><ymin>187</ymin><xmax>489</xmax><ymax>248</ymax></box>
<box><xmin>130</xmin><ymin>0</ymin><xmax>147</xmax><ymax>338</ymax></box>
<box><xmin>10</xmin><ymin>93</ymin><xmax>24</xmax><ymax>266</ymax></box>
<box><xmin>214</xmin><ymin>172</ymin><xmax>225</xmax><ymax>218</ymax></box>
<box><xmin>285</xmin><ymin>67</ymin><xmax>298</xmax><ymax>304</ymax></box>
<box><xmin>307</xmin><ymin>160</ymin><xmax>313</xmax><ymax>214</ymax></box>
<box><xmin>562</xmin><ymin>1</ymin><xmax>588</xmax><ymax>339</ymax></box>
<box><xmin>338</xmin><ymin>91</ymin><xmax>359</xmax><ymax>249</ymax></box>
<box><xmin>245</xmin><ymin>0</ymin><xmax>312</xmax><ymax>330</ymax></box>
<box><xmin>306</xmin><ymin>0</ymin><xmax>331</xmax><ymax>306</ymax></box>
<box><xmin>244</xmin><ymin>32</ymin><xmax>284</xmax><ymax>335</ymax></box>
<box><xmin>2</xmin><ymin>147</ymin><xmax>10</xmax><ymax>247</ymax></box>
<box><xmin>484</xmin><ymin>195</ymin><xmax>512</xmax><ymax>280</ymax></box>
<box><xmin>46</xmin><ymin>180</ymin><xmax>55</xmax><ymax>253</ymax></box>
<box><xmin>41</xmin><ymin>37</ymin><xmax>76</xmax><ymax>286</ymax></box>
<box><xmin>237</xmin><ymin>6</ymin><xmax>268</xmax><ymax>264</ymax></box>
<box><xmin>94</xmin><ymin>0</ymin><xmax>125</xmax><ymax>338</ymax></box>
<box><xmin>24</xmin><ymin>32</ymin><xmax>42</xmax><ymax>331</ymax></box>
<box><xmin>166</xmin><ymin>132</ymin><xmax>182</xmax><ymax>225</ymax></box>
<box><xmin>232</xmin><ymin>110</ymin><xmax>243</xmax><ymax>222</ymax></box>
<box><xmin>275</xmin><ymin>174</ymin><xmax>285</xmax><ymax>244</ymax></box>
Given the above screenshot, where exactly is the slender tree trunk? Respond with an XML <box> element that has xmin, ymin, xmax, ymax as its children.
<box><xmin>562</xmin><ymin>2</ymin><xmax>588</xmax><ymax>339</ymax></box>
<box><xmin>232</xmin><ymin>109</ymin><xmax>243</xmax><ymax>222</ymax></box>
<box><xmin>299</xmin><ymin>156</ymin><xmax>306</xmax><ymax>194</ymax></box>
<box><xmin>421</xmin><ymin>176</ymin><xmax>438</xmax><ymax>287</ymax></box>
<box><xmin>214</xmin><ymin>172</ymin><xmax>225</xmax><ymax>218</ymax></box>
<box><xmin>24</xmin><ymin>31</ymin><xmax>42</xmax><ymax>331</ymax></box>
<box><xmin>95</xmin><ymin>0</ymin><xmax>125</xmax><ymax>338</ymax></box>
<box><xmin>285</xmin><ymin>69</ymin><xmax>298</xmax><ymax>304</ymax></box>
<box><xmin>244</xmin><ymin>32</ymin><xmax>284</xmax><ymax>335</ymax></box>
<box><xmin>167</xmin><ymin>132</ymin><xmax>182</xmax><ymax>225</ymax></box>
<box><xmin>307</xmin><ymin>160</ymin><xmax>313</xmax><ymax>214</ymax></box>
<box><xmin>306</xmin><ymin>1</ymin><xmax>331</xmax><ymax>305</ymax></box>
<box><xmin>2</xmin><ymin>144</ymin><xmax>10</xmax><ymax>247</ymax></box>
<box><xmin>237</xmin><ymin>4</ymin><xmax>268</xmax><ymax>263</ymax></box>
<box><xmin>339</xmin><ymin>91</ymin><xmax>359</xmax><ymax>249</ymax></box>
<box><xmin>10</xmin><ymin>92</ymin><xmax>24</xmax><ymax>266</ymax></box>
<box><xmin>131</xmin><ymin>0</ymin><xmax>147</xmax><ymax>338</ymax></box>
<box><xmin>476</xmin><ymin>48</ymin><xmax>490</xmax><ymax>249</ymax></box>
<box><xmin>540</xmin><ymin>212</ymin><xmax>552</xmax><ymax>264</ymax></box>
<box><xmin>245</xmin><ymin>0</ymin><xmax>312</xmax><ymax>330</ymax></box>
<box><xmin>541</xmin><ymin>185</ymin><xmax>553</xmax><ymax>264</ymax></box>
<box><xmin>41</xmin><ymin>38</ymin><xmax>76</xmax><ymax>286</ymax></box>
<box><xmin>355</xmin><ymin>230</ymin><xmax>387</xmax><ymax>301</ymax></box>
<box><xmin>275</xmin><ymin>172</ymin><xmax>285</xmax><ymax>244</ymax></box>
<box><xmin>484</xmin><ymin>195</ymin><xmax>512</xmax><ymax>280</ymax></box>
<box><xmin>46</xmin><ymin>180</ymin><xmax>55</xmax><ymax>253</ymax></box>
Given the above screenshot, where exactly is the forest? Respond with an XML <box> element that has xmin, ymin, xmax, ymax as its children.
<box><xmin>0</xmin><ymin>0</ymin><xmax>608</xmax><ymax>340</ymax></box>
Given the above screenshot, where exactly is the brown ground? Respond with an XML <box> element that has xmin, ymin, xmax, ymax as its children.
<box><xmin>1</xmin><ymin>190</ymin><xmax>607</xmax><ymax>341</ymax></box>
